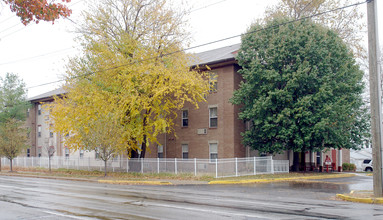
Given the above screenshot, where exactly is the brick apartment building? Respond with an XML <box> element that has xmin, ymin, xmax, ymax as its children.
<box><xmin>26</xmin><ymin>44</ymin><xmax>349</xmax><ymax>170</ymax></box>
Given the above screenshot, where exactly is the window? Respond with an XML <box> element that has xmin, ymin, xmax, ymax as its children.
<box><xmin>209</xmin><ymin>72</ymin><xmax>218</xmax><ymax>92</ymax></box>
<box><xmin>209</xmin><ymin>143</ymin><xmax>218</xmax><ymax>162</ymax></box>
<box><xmin>38</xmin><ymin>147</ymin><xmax>42</xmax><ymax>157</ymax></box>
<box><xmin>38</xmin><ymin>125</ymin><xmax>42</xmax><ymax>137</ymax></box>
<box><xmin>38</xmin><ymin>104</ymin><xmax>41</xmax><ymax>115</ymax></box>
<box><xmin>245</xmin><ymin>120</ymin><xmax>253</xmax><ymax>131</ymax></box>
<box><xmin>158</xmin><ymin>145</ymin><xmax>164</xmax><ymax>158</ymax></box>
<box><xmin>49</xmin><ymin>124</ymin><xmax>53</xmax><ymax>138</ymax></box>
<box><xmin>182</xmin><ymin>144</ymin><xmax>189</xmax><ymax>159</ymax></box>
<box><xmin>209</xmin><ymin>107</ymin><xmax>218</xmax><ymax>128</ymax></box>
<box><xmin>182</xmin><ymin>110</ymin><xmax>188</xmax><ymax>127</ymax></box>
<box><xmin>27</xmin><ymin>149</ymin><xmax>30</xmax><ymax>157</ymax></box>
<box><xmin>80</xmin><ymin>150</ymin><xmax>84</xmax><ymax>158</ymax></box>
<box><xmin>65</xmin><ymin>147</ymin><xmax>70</xmax><ymax>158</ymax></box>
<box><xmin>26</xmin><ymin>108</ymin><xmax>30</xmax><ymax>118</ymax></box>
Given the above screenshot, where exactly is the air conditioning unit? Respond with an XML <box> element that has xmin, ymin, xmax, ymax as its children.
<box><xmin>197</xmin><ymin>128</ymin><xmax>207</xmax><ymax>135</ymax></box>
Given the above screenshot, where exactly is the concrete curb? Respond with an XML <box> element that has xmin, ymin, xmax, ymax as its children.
<box><xmin>336</xmin><ymin>191</ymin><xmax>383</xmax><ymax>204</ymax></box>
<box><xmin>98</xmin><ymin>180</ymin><xmax>172</xmax><ymax>185</ymax></box>
<box><xmin>208</xmin><ymin>173</ymin><xmax>356</xmax><ymax>185</ymax></box>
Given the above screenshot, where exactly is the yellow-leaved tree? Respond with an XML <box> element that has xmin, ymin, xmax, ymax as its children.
<box><xmin>47</xmin><ymin>0</ymin><xmax>209</xmax><ymax>174</ymax></box>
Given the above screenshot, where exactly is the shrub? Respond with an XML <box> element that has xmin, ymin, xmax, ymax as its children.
<box><xmin>342</xmin><ymin>163</ymin><xmax>356</xmax><ymax>171</ymax></box>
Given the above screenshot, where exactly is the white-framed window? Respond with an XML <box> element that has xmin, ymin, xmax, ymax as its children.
<box><xmin>182</xmin><ymin>144</ymin><xmax>189</xmax><ymax>159</ymax></box>
<box><xmin>245</xmin><ymin>120</ymin><xmax>253</xmax><ymax>131</ymax></box>
<box><xmin>80</xmin><ymin>150</ymin><xmax>84</xmax><ymax>158</ymax></box>
<box><xmin>182</xmin><ymin>110</ymin><xmax>188</xmax><ymax>127</ymax></box>
<box><xmin>38</xmin><ymin>147</ymin><xmax>42</xmax><ymax>157</ymax></box>
<box><xmin>65</xmin><ymin>147</ymin><xmax>70</xmax><ymax>158</ymax></box>
<box><xmin>38</xmin><ymin>104</ymin><xmax>42</xmax><ymax>115</ymax></box>
<box><xmin>49</xmin><ymin>124</ymin><xmax>53</xmax><ymax>138</ymax></box>
<box><xmin>94</xmin><ymin>148</ymin><xmax>100</xmax><ymax>159</ymax></box>
<box><xmin>37</xmin><ymin>125</ymin><xmax>42</xmax><ymax>138</ymax></box>
<box><xmin>209</xmin><ymin>142</ymin><xmax>218</xmax><ymax>162</ymax></box>
<box><xmin>209</xmin><ymin>72</ymin><xmax>218</xmax><ymax>92</ymax></box>
<box><xmin>27</xmin><ymin>148</ymin><xmax>30</xmax><ymax>157</ymax></box>
<box><xmin>209</xmin><ymin>107</ymin><xmax>218</xmax><ymax>128</ymax></box>
<box><xmin>158</xmin><ymin>145</ymin><xmax>164</xmax><ymax>158</ymax></box>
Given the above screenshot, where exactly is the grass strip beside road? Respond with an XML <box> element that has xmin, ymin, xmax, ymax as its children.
<box><xmin>209</xmin><ymin>173</ymin><xmax>356</xmax><ymax>184</ymax></box>
<box><xmin>1</xmin><ymin>166</ymin><xmax>356</xmax><ymax>185</ymax></box>
<box><xmin>99</xmin><ymin>180</ymin><xmax>172</xmax><ymax>185</ymax></box>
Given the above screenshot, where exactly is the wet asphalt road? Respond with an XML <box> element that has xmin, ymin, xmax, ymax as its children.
<box><xmin>0</xmin><ymin>174</ymin><xmax>382</xmax><ymax>219</ymax></box>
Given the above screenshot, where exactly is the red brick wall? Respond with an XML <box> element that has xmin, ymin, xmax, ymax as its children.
<box><xmin>146</xmin><ymin>63</ymin><xmax>245</xmax><ymax>159</ymax></box>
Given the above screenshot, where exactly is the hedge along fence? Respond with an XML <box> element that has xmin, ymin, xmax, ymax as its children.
<box><xmin>342</xmin><ymin>163</ymin><xmax>356</xmax><ymax>171</ymax></box>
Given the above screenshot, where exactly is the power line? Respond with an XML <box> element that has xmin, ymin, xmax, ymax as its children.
<box><xmin>0</xmin><ymin>47</ymin><xmax>75</xmax><ymax>66</ymax></box>
<box><xmin>190</xmin><ymin>0</ymin><xmax>229</xmax><ymax>13</ymax></box>
<box><xmin>27</xmin><ymin>0</ymin><xmax>368</xmax><ymax>90</ymax></box>
<box><xmin>0</xmin><ymin>15</ymin><xmax>15</xmax><ymax>25</ymax></box>
<box><xmin>1</xmin><ymin>0</ymin><xmax>222</xmax><ymax>65</ymax></box>
<box><xmin>0</xmin><ymin>24</ymin><xmax>31</xmax><ymax>39</ymax></box>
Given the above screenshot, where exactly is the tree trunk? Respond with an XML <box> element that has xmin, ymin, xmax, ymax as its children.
<box><xmin>292</xmin><ymin>152</ymin><xmax>300</xmax><ymax>171</ymax></box>
<box><xmin>300</xmin><ymin>151</ymin><xmax>306</xmax><ymax>172</ymax></box>
<box><xmin>49</xmin><ymin>156</ymin><xmax>51</xmax><ymax>173</ymax></box>
<box><xmin>10</xmin><ymin>159</ymin><xmax>13</xmax><ymax>172</ymax></box>
<box><xmin>309</xmin><ymin>151</ymin><xmax>313</xmax><ymax>171</ymax></box>
<box><xmin>104</xmin><ymin>160</ymin><xmax>107</xmax><ymax>177</ymax></box>
<box><xmin>131</xmin><ymin>149</ymin><xmax>139</xmax><ymax>158</ymax></box>
<box><xmin>140</xmin><ymin>135</ymin><xmax>146</xmax><ymax>159</ymax></box>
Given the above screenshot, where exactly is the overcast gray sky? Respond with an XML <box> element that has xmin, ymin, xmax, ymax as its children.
<box><xmin>0</xmin><ymin>0</ymin><xmax>381</xmax><ymax>98</ymax></box>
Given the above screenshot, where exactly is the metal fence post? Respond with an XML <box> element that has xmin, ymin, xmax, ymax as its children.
<box><xmin>127</xmin><ymin>159</ymin><xmax>129</xmax><ymax>173</ymax></box>
<box><xmin>175</xmin><ymin>158</ymin><xmax>177</xmax><ymax>175</ymax></box>
<box><xmin>194</xmin><ymin>158</ymin><xmax>197</xmax><ymax>176</ymax></box>
<box><xmin>254</xmin><ymin>157</ymin><xmax>256</xmax><ymax>175</ymax></box>
<box><xmin>235</xmin><ymin>157</ymin><xmax>238</xmax><ymax>177</ymax></box>
<box><xmin>270</xmin><ymin>156</ymin><xmax>274</xmax><ymax>174</ymax></box>
<box><xmin>215</xmin><ymin>158</ymin><xmax>218</xmax><ymax>178</ymax></box>
<box><xmin>157</xmin><ymin>158</ymin><xmax>160</xmax><ymax>174</ymax></box>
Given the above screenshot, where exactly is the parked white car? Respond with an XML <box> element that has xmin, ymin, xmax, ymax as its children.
<box><xmin>361</xmin><ymin>159</ymin><xmax>373</xmax><ymax>172</ymax></box>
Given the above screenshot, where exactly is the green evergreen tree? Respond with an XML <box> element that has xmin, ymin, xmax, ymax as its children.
<box><xmin>0</xmin><ymin>73</ymin><xmax>30</xmax><ymax>122</ymax></box>
<box><xmin>231</xmin><ymin>19</ymin><xmax>369</xmax><ymax>156</ymax></box>
<box><xmin>0</xmin><ymin>73</ymin><xmax>30</xmax><ymax>172</ymax></box>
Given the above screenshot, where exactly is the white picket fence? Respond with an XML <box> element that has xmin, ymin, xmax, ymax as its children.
<box><xmin>0</xmin><ymin>156</ymin><xmax>289</xmax><ymax>178</ymax></box>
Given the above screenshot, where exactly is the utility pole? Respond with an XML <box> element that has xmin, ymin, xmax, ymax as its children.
<box><xmin>367</xmin><ymin>0</ymin><xmax>383</xmax><ymax>197</ymax></box>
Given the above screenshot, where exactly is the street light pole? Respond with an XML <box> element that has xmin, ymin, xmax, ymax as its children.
<box><xmin>367</xmin><ymin>0</ymin><xmax>383</xmax><ymax>197</ymax></box>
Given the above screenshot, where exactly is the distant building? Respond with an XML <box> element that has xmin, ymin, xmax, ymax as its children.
<box><xmin>25</xmin><ymin>44</ymin><xmax>350</xmax><ymax>171</ymax></box>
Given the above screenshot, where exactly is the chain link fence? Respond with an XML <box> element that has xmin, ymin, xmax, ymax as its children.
<box><xmin>1</xmin><ymin>156</ymin><xmax>289</xmax><ymax>178</ymax></box>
